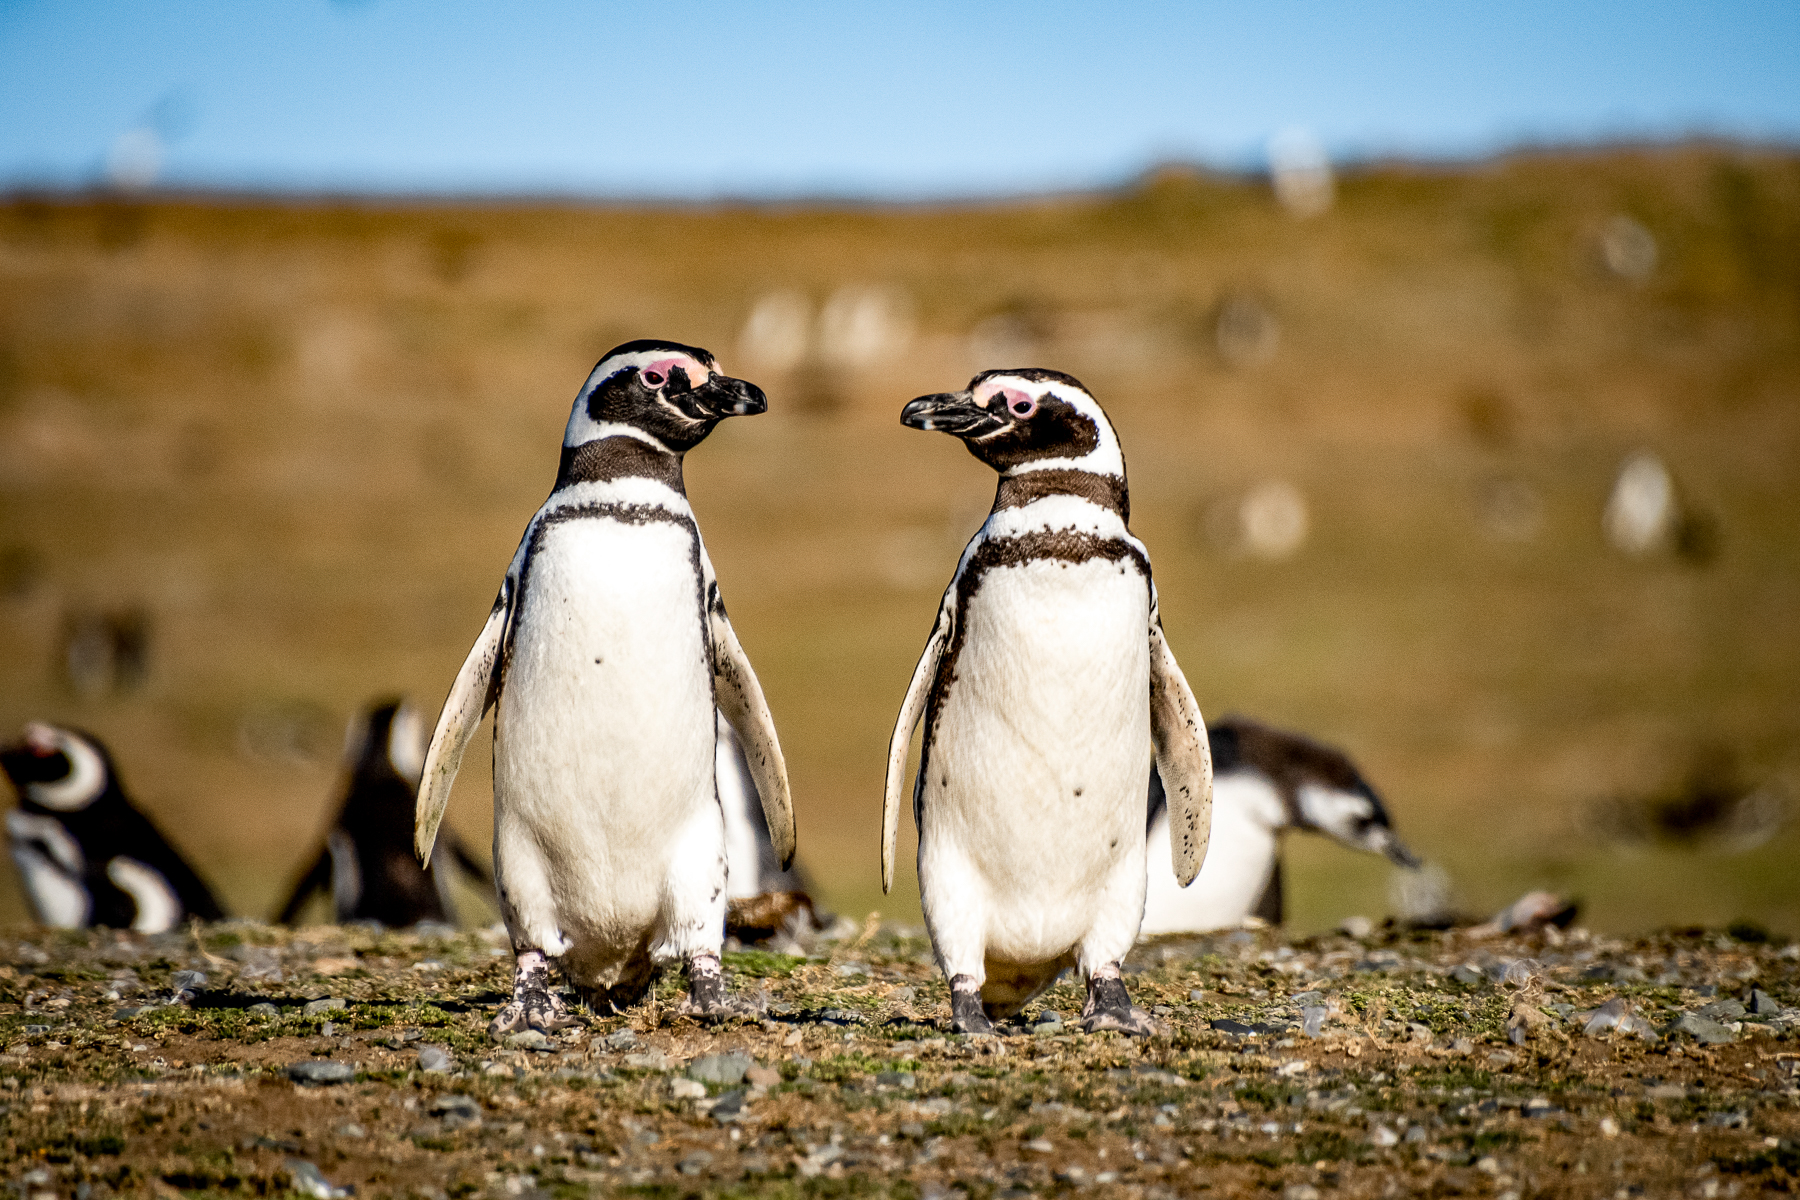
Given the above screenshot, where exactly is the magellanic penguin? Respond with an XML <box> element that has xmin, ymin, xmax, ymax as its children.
<box><xmin>415</xmin><ymin>340</ymin><xmax>796</xmax><ymax>1036</ymax></box>
<box><xmin>1</xmin><ymin>722</ymin><xmax>223</xmax><ymax>932</ymax></box>
<box><xmin>1141</xmin><ymin>716</ymin><xmax>1420</xmax><ymax>935</ymax></box>
<box><xmin>277</xmin><ymin>699</ymin><xmax>495</xmax><ymax>929</ymax></box>
<box><xmin>884</xmin><ymin>369</ymin><xmax>1213</xmax><ymax>1037</ymax></box>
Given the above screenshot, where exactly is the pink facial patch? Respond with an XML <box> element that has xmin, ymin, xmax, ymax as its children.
<box><xmin>1002</xmin><ymin>388</ymin><xmax>1038</xmax><ymax>418</ymax></box>
<box><xmin>641</xmin><ymin>357</ymin><xmax>689</xmax><ymax>389</ymax></box>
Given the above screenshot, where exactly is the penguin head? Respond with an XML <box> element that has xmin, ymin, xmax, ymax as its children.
<box><xmin>0</xmin><ymin>723</ymin><xmax>113</xmax><ymax>813</ymax></box>
<box><xmin>344</xmin><ymin>699</ymin><xmax>426</xmax><ymax>789</ymax></box>
<box><xmin>1215</xmin><ymin>715</ymin><xmax>1421</xmax><ymax>869</ymax></box>
<box><xmin>901</xmin><ymin>369</ymin><xmax>1125</xmax><ymax>478</ymax></box>
<box><xmin>566</xmin><ymin>340</ymin><xmax>767</xmax><ymax>453</ymax></box>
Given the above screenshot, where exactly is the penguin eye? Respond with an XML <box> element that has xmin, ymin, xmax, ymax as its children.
<box><xmin>640</xmin><ymin>368</ymin><xmax>667</xmax><ymax>389</ymax></box>
<box><xmin>1004</xmin><ymin>389</ymin><xmax>1038</xmax><ymax>419</ymax></box>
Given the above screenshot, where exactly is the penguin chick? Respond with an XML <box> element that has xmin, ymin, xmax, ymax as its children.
<box><xmin>1141</xmin><ymin>716</ymin><xmax>1420</xmax><ymax>934</ymax></box>
<box><xmin>1</xmin><ymin>723</ymin><xmax>223</xmax><ymax>932</ymax></box>
<box><xmin>277</xmin><ymin>698</ymin><xmax>494</xmax><ymax>929</ymax></box>
<box><xmin>885</xmin><ymin>369</ymin><xmax>1212</xmax><ymax>1037</ymax></box>
<box><xmin>415</xmin><ymin>340</ymin><xmax>795</xmax><ymax>1037</ymax></box>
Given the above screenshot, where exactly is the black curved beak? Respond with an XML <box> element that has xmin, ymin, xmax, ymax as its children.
<box><xmin>1381</xmin><ymin>834</ymin><xmax>1423</xmax><ymax>870</ymax></box>
<box><xmin>901</xmin><ymin>391</ymin><xmax>1007</xmax><ymax>438</ymax></box>
<box><xmin>697</xmin><ymin>373</ymin><xmax>767</xmax><ymax>419</ymax></box>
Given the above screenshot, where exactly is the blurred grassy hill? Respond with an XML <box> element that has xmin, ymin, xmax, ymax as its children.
<box><xmin>0</xmin><ymin>143</ymin><xmax>1796</xmax><ymax>935</ymax></box>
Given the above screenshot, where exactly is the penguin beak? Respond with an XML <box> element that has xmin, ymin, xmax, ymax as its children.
<box><xmin>901</xmin><ymin>391</ymin><xmax>1007</xmax><ymax>438</ymax></box>
<box><xmin>1378</xmin><ymin>831</ymin><xmax>1422</xmax><ymax>870</ymax></box>
<box><xmin>696</xmin><ymin>373</ymin><xmax>767</xmax><ymax>419</ymax></box>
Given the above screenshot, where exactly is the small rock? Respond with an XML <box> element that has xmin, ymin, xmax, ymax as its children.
<box><xmin>1340</xmin><ymin>915</ymin><xmax>1374</xmax><ymax>939</ymax></box>
<box><xmin>605</xmin><ymin>1028</ymin><xmax>638</xmax><ymax>1050</ymax></box>
<box><xmin>286</xmin><ymin>1060</ymin><xmax>355</xmax><ymax>1085</ymax></box>
<box><xmin>428</xmin><ymin>1095</ymin><xmax>482</xmax><ymax>1131</ymax></box>
<box><xmin>333</xmin><ymin>1122</ymin><xmax>365</xmax><ymax>1139</ymax></box>
<box><xmin>1747</xmin><ymin>988</ymin><xmax>1783</xmax><ymax>1016</ymax></box>
<box><xmin>1450</xmin><ymin>1038</ymin><xmax>1476</xmax><ymax>1055</ymax></box>
<box><xmin>670</xmin><ymin>1077</ymin><xmax>707</xmax><ymax>1100</ymax></box>
<box><xmin>889</xmin><ymin>986</ymin><xmax>917</xmax><ymax>1003</ymax></box>
<box><xmin>744</xmin><ymin>1065</ymin><xmax>781</xmax><ymax>1089</ymax></box>
<box><xmin>284</xmin><ymin>1159</ymin><xmax>349</xmax><ymax>1200</ymax></box>
<box><xmin>416</xmin><ymin>1045</ymin><xmax>454</xmax><ymax>1073</ymax></box>
<box><xmin>1672</xmin><ymin>1012</ymin><xmax>1738</xmax><ymax>1044</ymax></box>
<box><xmin>687</xmin><ymin>1050</ymin><xmax>753</xmax><ymax>1086</ymax></box>
<box><xmin>1600</xmin><ymin>1117</ymin><xmax>1620</xmax><ymax>1137</ymax></box>
<box><xmin>1697</xmin><ymin>998</ymin><xmax>1747</xmax><ymax>1022</ymax></box>
<box><xmin>1188</xmin><ymin>988</ymin><xmax>1206</xmax><ymax>1003</ymax></box>
<box><xmin>1451</xmin><ymin>965</ymin><xmax>1483</xmax><ymax>986</ymax></box>
<box><xmin>676</xmin><ymin>1150</ymin><xmax>712</xmax><ymax>1176</ymax></box>
<box><xmin>875</xmin><ymin>1071</ymin><xmax>916</xmax><ymax>1090</ymax></box>
<box><xmin>169</xmin><ymin>970</ymin><xmax>207</xmax><ymax>1000</ymax></box>
<box><xmin>504</xmin><ymin>1030</ymin><xmax>552</xmax><ymax>1052</ymax></box>
<box><xmin>710</xmin><ymin>1088</ymin><xmax>748</xmax><ymax>1123</ymax></box>
<box><xmin>1645</xmin><ymin>1083</ymin><xmax>1686</xmax><ymax>1100</ymax></box>
<box><xmin>1300</xmin><ymin>1005</ymin><xmax>1329</xmax><ymax>1038</ymax></box>
<box><xmin>1055</xmin><ymin>1167</ymin><xmax>1089</xmax><ymax>1185</ymax></box>
<box><xmin>302</xmin><ymin>998</ymin><xmax>346</xmax><ymax>1017</ymax></box>
<box><xmin>1284</xmin><ymin>1185</ymin><xmax>1321</xmax><ymax>1200</ymax></box>
<box><xmin>1023</xmin><ymin>1138</ymin><xmax>1054</xmax><ymax>1153</ymax></box>
<box><xmin>1289</xmin><ymin>990</ymin><xmax>1325</xmax><ymax>1007</ymax></box>
<box><xmin>1404</xmin><ymin>1126</ymin><xmax>1427</xmax><ymax>1144</ymax></box>
<box><xmin>623</xmin><ymin>1051</ymin><xmax>671</xmax><ymax>1071</ymax></box>
<box><xmin>248</xmin><ymin>1002</ymin><xmax>279</xmax><ymax>1018</ymax></box>
<box><xmin>834</xmin><ymin>961</ymin><xmax>869</xmax><ymax>977</ymax></box>
<box><xmin>1370</xmin><ymin>1124</ymin><xmax>1399</xmax><ymax>1147</ymax></box>
<box><xmin>319</xmin><ymin>1022</ymin><xmax>336</xmax><ymax>1038</ymax></box>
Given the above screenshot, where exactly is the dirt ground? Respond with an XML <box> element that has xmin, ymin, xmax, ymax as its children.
<box><xmin>3</xmin><ymin>919</ymin><xmax>1797</xmax><ymax>1199</ymax></box>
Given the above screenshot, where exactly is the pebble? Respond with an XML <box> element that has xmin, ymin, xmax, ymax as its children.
<box><xmin>687</xmin><ymin>1050</ymin><xmax>753</xmax><ymax>1085</ymax></box>
<box><xmin>1672</xmin><ymin>1012</ymin><xmax>1738</xmax><ymax>1044</ymax></box>
<box><xmin>504</xmin><ymin>1030</ymin><xmax>552</xmax><ymax>1052</ymax></box>
<box><xmin>605</xmin><ymin>1028</ymin><xmax>638</xmax><ymax>1051</ymax></box>
<box><xmin>1023</xmin><ymin>1138</ymin><xmax>1054</xmax><ymax>1153</ymax></box>
<box><xmin>744</xmin><ymin>1065</ymin><xmax>781</xmax><ymax>1089</ymax></box>
<box><xmin>286</xmin><ymin>1060</ymin><xmax>355</xmax><ymax>1085</ymax></box>
<box><xmin>302</xmin><ymin>998</ymin><xmax>346</xmax><ymax>1017</ymax></box>
<box><xmin>710</xmin><ymin>1088</ymin><xmax>748</xmax><ymax>1123</ymax></box>
<box><xmin>670</xmin><ymin>1078</ymin><xmax>707</xmax><ymax>1100</ymax></box>
<box><xmin>284</xmin><ymin>1159</ymin><xmax>349</xmax><ymax>1200</ymax></box>
<box><xmin>248</xmin><ymin>1003</ymin><xmax>279</xmax><ymax>1018</ymax></box>
<box><xmin>1370</xmin><ymin>1124</ymin><xmax>1399</xmax><ymax>1147</ymax></box>
<box><xmin>676</xmin><ymin>1150</ymin><xmax>712</xmax><ymax>1176</ymax></box>
<box><xmin>417</xmin><ymin>1045</ymin><xmax>454</xmax><ymax>1073</ymax></box>
<box><xmin>429</xmin><ymin>1095</ymin><xmax>482</xmax><ymax>1131</ymax></box>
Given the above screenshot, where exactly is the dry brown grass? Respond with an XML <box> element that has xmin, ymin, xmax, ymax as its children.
<box><xmin>0</xmin><ymin>142</ymin><xmax>1796</xmax><ymax>932</ymax></box>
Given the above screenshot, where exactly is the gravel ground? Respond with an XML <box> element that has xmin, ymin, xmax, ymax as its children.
<box><xmin>3</xmin><ymin>920</ymin><xmax>1798</xmax><ymax>1199</ymax></box>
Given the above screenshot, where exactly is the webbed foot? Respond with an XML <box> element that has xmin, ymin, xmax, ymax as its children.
<box><xmin>1080</xmin><ymin>969</ymin><xmax>1158</xmax><ymax>1037</ymax></box>
<box><xmin>950</xmin><ymin>974</ymin><xmax>996</xmax><ymax>1036</ymax></box>
<box><xmin>489</xmin><ymin>948</ymin><xmax>577</xmax><ymax>1040</ymax></box>
<box><xmin>678</xmin><ymin>953</ymin><xmax>760</xmax><ymax>1020</ymax></box>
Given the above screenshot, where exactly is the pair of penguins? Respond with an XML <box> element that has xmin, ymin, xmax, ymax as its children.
<box><xmin>408</xmin><ymin>339</ymin><xmax>1420</xmax><ymax>1038</ymax></box>
<box><xmin>1</xmin><ymin>340</ymin><xmax>1421</xmax><ymax>1035</ymax></box>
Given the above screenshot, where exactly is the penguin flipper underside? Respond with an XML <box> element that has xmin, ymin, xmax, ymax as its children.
<box><xmin>883</xmin><ymin>599</ymin><xmax>951</xmax><ymax>894</ymax></box>
<box><xmin>708</xmin><ymin>591</ymin><xmax>796</xmax><ymax>870</ymax></box>
<box><xmin>416</xmin><ymin>580</ymin><xmax>511</xmax><ymax>863</ymax></box>
<box><xmin>1148</xmin><ymin>607</ymin><xmax>1212</xmax><ymax>887</ymax></box>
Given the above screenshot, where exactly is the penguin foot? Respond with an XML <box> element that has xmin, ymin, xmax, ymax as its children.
<box><xmin>678</xmin><ymin>953</ymin><xmax>756</xmax><ymax>1021</ymax></box>
<box><xmin>949</xmin><ymin>974</ymin><xmax>995</xmax><ymax>1036</ymax></box>
<box><xmin>490</xmin><ymin>948</ymin><xmax>578</xmax><ymax>1039</ymax></box>
<box><xmin>1080</xmin><ymin>974</ymin><xmax>1158</xmax><ymax>1037</ymax></box>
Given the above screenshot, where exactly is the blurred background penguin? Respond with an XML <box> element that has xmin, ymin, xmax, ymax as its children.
<box><xmin>277</xmin><ymin>699</ymin><xmax>494</xmax><ymax>928</ymax></box>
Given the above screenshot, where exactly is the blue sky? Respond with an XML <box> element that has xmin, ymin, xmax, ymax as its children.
<box><xmin>2</xmin><ymin>0</ymin><xmax>1797</xmax><ymax>198</ymax></box>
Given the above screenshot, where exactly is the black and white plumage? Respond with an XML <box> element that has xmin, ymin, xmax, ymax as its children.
<box><xmin>884</xmin><ymin>369</ymin><xmax>1212</xmax><ymax>1037</ymax></box>
<box><xmin>1142</xmin><ymin>716</ymin><xmax>1420</xmax><ymax>934</ymax></box>
<box><xmin>278</xmin><ymin>699</ymin><xmax>494</xmax><ymax>929</ymax></box>
<box><xmin>1</xmin><ymin>723</ymin><xmax>223</xmax><ymax>932</ymax></box>
<box><xmin>415</xmin><ymin>340</ymin><xmax>795</xmax><ymax>1036</ymax></box>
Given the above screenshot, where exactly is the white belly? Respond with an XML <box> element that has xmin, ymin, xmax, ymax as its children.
<box><xmin>1141</xmin><ymin>773</ymin><xmax>1281</xmax><ymax>934</ymax></box>
<box><xmin>920</xmin><ymin>556</ymin><xmax>1150</xmax><ymax>964</ymax></box>
<box><xmin>495</xmin><ymin>516</ymin><xmax>718</xmax><ymax>950</ymax></box>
